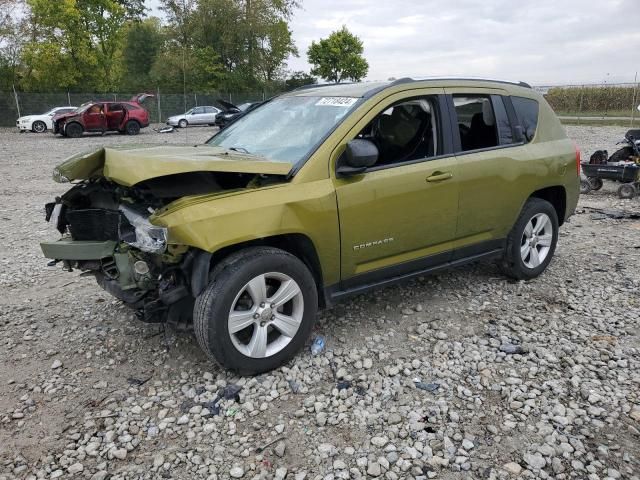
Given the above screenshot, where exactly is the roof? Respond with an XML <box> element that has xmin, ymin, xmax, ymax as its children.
<box><xmin>287</xmin><ymin>77</ymin><xmax>532</xmax><ymax>99</ymax></box>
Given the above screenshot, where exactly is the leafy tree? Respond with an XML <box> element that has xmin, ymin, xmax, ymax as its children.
<box><xmin>150</xmin><ymin>45</ymin><xmax>224</xmax><ymax>93</ymax></box>
<box><xmin>23</xmin><ymin>0</ymin><xmax>147</xmax><ymax>91</ymax></box>
<box><xmin>307</xmin><ymin>26</ymin><xmax>368</xmax><ymax>83</ymax></box>
<box><xmin>284</xmin><ymin>70</ymin><xmax>315</xmax><ymax>90</ymax></box>
<box><xmin>0</xmin><ymin>0</ymin><xmax>25</xmax><ymax>89</ymax></box>
<box><xmin>121</xmin><ymin>17</ymin><xmax>163</xmax><ymax>91</ymax></box>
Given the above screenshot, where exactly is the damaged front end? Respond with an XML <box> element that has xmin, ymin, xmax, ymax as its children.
<box><xmin>41</xmin><ymin>180</ymin><xmax>199</xmax><ymax>325</ymax></box>
<box><xmin>40</xmin><ymin>145</ymin><xmax>291</xmax><ymax>325</ymax></box>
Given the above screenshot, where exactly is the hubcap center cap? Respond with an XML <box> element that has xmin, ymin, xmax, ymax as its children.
<box><xmin>258</xmin><ymin>306</ymin><xmax>273</xmax><ymax>321</ymax></box>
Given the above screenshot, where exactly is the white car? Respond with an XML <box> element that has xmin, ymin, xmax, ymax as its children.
<box><xmin>16</xmin><ymin>106</ymin><xmax>78</xmax><ymax>133</ymax></box>
<box><xmin>166</xmin><ymin>106</ymin><xmax>222</xmax><ymax>128</ymax></box>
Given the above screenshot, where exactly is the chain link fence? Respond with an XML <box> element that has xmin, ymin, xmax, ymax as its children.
<box><xmin>0</xmin><ymin>90</ymin><xmax>279</xmax><ymax>127</ymax></box>
<box><xmin>2</xmin><ymin>82</ymin><xmax>639</xmax><ymax>128</ymax></box>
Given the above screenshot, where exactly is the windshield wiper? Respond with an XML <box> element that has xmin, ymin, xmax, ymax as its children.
<box><xmin>228</xmin><ymin>146</ymin><xmax>251</xmax><ymax>154</ymax></box>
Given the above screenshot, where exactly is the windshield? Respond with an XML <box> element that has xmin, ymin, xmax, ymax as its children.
<box><xmin>76</xmin><ymin>103</ymin><xmax>94</xmax><ymax>114</ymax></box>
<box><xmin>207</xmin><ymin>95</ymin><xmax>360</xmax><ymax>163</ymax></box>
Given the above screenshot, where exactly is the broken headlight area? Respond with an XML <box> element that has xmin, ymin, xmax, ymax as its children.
<box><xmin>119</xmin><ymin>205</ymin><xmax>167</xmax><ymax>254</ymax></box>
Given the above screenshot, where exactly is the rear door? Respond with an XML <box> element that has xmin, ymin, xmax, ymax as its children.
<box><xmin>204</xmin><ymin>106</ymin><xmax>219</xmax><ymax>123</ymax></box>
<box><xmin>332</xmin><ymin>90</ymin><xmax>460</xmax><ymax>289</ymax></box>
<box><xmin>444</xmin><ymin>87</ymin><xmax>527</xmax><ymax>253</ymax></box>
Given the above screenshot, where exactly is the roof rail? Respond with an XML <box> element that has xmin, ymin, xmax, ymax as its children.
<box><xmin>292</xmin><ymin>82</ymin><xmax>355</xmax><ymax>92</ymax></box>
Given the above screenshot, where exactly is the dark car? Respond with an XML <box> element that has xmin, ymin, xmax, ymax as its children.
<box><xmin>214</xmin><ymin>100</ymin><xmax>262</xmax><ymax>129</ymax></box>
<box><xmin>53</xmin><ymin>94</ymin><xmax>154</xmax><ymax>138</ymax></box>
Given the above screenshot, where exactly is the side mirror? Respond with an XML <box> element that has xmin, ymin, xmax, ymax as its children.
<box><xmin>336</xmin><ymin>139</ymin><xmax>379</xmax><ymax>177</ymax></box>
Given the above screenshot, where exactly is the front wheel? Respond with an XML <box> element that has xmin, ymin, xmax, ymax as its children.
<box><xmin>178</xmin><ymin>119</ymin><xmax>188</xmax><ymax>128</ymax></box>
<box><xmin>32</xmin><ymin>121</ymin><xmax>47</xmax><ymax>133</ymax></box>
<box><xmin>65</xmin><ymin>122</ymin><xmax>83</xmax><ymax>138</ymax></box>
<box><xmin>501</xmin><ymin>198</ymin><xmax>559</xmax><ymax>280</ymax></box>
<box><xmin>194</xmin><ymin>247</ymin><xmax>318</xmax><ymax>375</ymax></box>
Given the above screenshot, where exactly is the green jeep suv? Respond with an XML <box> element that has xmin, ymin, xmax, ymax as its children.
<box><xmin>41</xmin><ymin>78</ymin><xmax>580</xmax><ymax>374</ymax></box>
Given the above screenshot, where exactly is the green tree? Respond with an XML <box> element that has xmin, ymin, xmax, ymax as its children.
<box><xmin>284</xmin><ymin>70</ymin><xmax>315</xmax><ymax>90</ymax></box>
<box><xmin>22</xmin><ymin>0</ymin><xmax>146</xmax><ymax>91</ymax></box>
<box><xmin>121</xmin><ymin>17</ymin><xmax>163</xmax><ymax>91</ymax></box>
<box><xmin>307</xmin><ymin>26</ymin><xmax>368</xmax><ymax>83</ymax></box>
<box><xmin>150</xmin><ymin>45</ymin><xmax>224</xmax><ymax>93</ymax></box>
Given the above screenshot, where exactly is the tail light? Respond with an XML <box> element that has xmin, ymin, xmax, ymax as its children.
<box><xmin>575</xmin><ymin>144</ymin><xmax>581</xmax><ymax>175</ymax></box>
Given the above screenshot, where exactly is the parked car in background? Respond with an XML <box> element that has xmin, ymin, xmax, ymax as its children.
<box><xmin>214</xmin><ymin>100</ymin><xmax>262</xmax><ymax>129</ymax></box>
<box><xmin>16</xmin><ymin>106</ymin><xmax>77</xmax><ymax>133</ymax></box>
<box><xmin>166</xmin><ymin>106</ymin><xmax>222</xmax><ymax>128</ymax></box>
<box><xmin>52</xmin><ymin>94</ymin><xmax>153</xmax><ymax>138</ymax></box>
<box><xmin>40</xmin><ymin>78</ymin><xmax>579</xmax><ymax>374</ymax></box>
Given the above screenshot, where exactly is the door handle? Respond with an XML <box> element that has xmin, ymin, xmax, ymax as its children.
<box><xmin>426</xmin><ymin>172</ymin><xmax>453</xmax><ymax>182</ymax></box>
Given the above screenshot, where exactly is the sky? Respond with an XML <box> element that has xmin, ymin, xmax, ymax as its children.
<box><xmin>149</xmin><ymin>0</ymin><xmax>640</xmax><ymax>86</ymax></box>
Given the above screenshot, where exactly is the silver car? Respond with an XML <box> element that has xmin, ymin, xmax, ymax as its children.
<box><xmin>166</xmin><ymin>106</ymin><xmax>222</xmax><ymax>128</ymax></box>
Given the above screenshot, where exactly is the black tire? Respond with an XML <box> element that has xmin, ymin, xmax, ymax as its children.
<box><xmin>125</xmin><ymin>120</ymin><xmax>140</xmax><ymax>135</ymax></box>
<box><xmin>178</xmin><ymin>119</ymin><xmax>188</xmax><ymax>128</ymax></box>
<box><xmin>501</xmin><ymin>198</ymin><xmax>559</xmax><ymax>281</ymax></box>
<box><xmin>608</xmin><ymin>146</ymin><xmax>633</xmax><ymax>163</ymax></box>
<box><xmin>588</xmin><ymin>177</ymin><xmax>603</xmax><ymax>191</ymax></box>
<box><xmin>65</xmin><ymin>122</ymin><xmax>83</xmax><ymax>138</ymax></box>
<box><xmin>580</xmin><ymin>178</ymin><xmax>592</xmax><ymax>194</ymax></box>
<box><xmin>194</xmin><ymin>247</ymin><xmax>318</xmax><ymax>375</ymax></box>
<box><xmin>32</xmin><ymin>121</ymin><xmax>47</xmax><ymax>133</ymax></box>
<box><xmin>618</xmin><ymin>183</ymin><xmax>636</xmax><ymax>199</ymax></box>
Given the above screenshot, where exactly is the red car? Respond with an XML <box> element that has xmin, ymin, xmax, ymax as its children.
<box><xmin>53</xmin><ymin>94</ymin><xmax>154</xmax><ymax>137</ymax></box>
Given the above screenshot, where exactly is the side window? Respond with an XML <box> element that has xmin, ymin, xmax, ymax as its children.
<box><xmin>205</xmin><ymin>106</ymin><xmax>217</xmax><ymax>114</ymax></box>
<box><xmin>192</xmin><ymin>107</ymin><xmax>204</xmax><ymax>114</ymax></box>
<box><xmin>109</xmin><ymin>103</ymin><xmax>124</xmax><ymax>112</ymax></box>
<box><xmin>452</xmin><ymin>95</ymin><xmax>498</xmax><ymax>151</ymax></box>
<box><xmin>511</xmin><ymin>96</ymin><xmax>539</xmax><ymax>142</ymax></box>
<box><xmin>491</xmin><ymin>96</ymin><xmax>514</xmax><ymax>145</ymax></box>
<box><xmin>355</xmin><ymin>96</ymin><xmax>439</xmax><ymax>167</ymax></box>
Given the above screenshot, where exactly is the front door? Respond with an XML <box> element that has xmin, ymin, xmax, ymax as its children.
<box><xmin>333</xmin><ymin>92</ymin><xmax>460</xmax><ymax>290</ymax></box>
<box><xmin>83</xmin><ymin>104</ymin><xmax>106</xmax><ymax>131</ymax></box>
<box><xmin>189</xmin><ymin>107</ymin><xmax>206</xmax><ymax>125</ymax></box>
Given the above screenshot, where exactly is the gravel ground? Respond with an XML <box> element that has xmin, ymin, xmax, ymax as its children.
<box><xmin>0</xmin><ymin>125</ymin><xmax>639</xmax><ymax>480</ymax></box>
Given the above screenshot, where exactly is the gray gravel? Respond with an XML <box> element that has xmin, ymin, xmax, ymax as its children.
<box><xmin>0</xmin><ymin>124</ymin><xmax>639</xmax><ymax>479</ymax></box>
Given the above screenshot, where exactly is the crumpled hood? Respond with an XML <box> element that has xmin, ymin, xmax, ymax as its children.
<box><xmin>52</xmin><ymin>145</ymin><xmax>293</xmax><ymax>186</ymax></box>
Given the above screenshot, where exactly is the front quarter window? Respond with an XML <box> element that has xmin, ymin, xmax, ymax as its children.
<box><xmin>207</xmin><ymin>95</ymin><xmax>360</xmax><ymax>164</ymax></box>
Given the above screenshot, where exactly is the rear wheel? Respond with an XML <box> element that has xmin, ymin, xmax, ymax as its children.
<box><xmin>618</xmin><ymin>183</ymin><xmax>636</xmax><ymax>199</ymax></box>
<box><xmin>65</xmin><ymin>122</ymin><xmax>83</xmax><ymax>138</ymax></box>
<box><xmin>32</xmin><ymin>121</ymin><xmax>46</xmax><ymax>133</ymax></box>
<box><xmin>178</xmin><ymin>119</ymin><xmax>188</xmax><ymax>128</ymax></box>
<box><xmin>125</xmin><ymin>120</ymin><xmax>140</xmax><ymax>135</ymax></box>
<box><xmin>580</xmin><ymin>178</ymin><xmax>592</xmax><ymax>194</ymax></box>
<box><xmin>501</xmin><ymin>198</ymin><xmax>559</xmax><ymax>280</ymax></box>
<box><xmin>194</xmin><ymin>247</ymin><xmax>317</xmax><ymax>375</ymax></box>
<box><xmin>588</xmin><ymin>177</ymin><xmax>603</xmax><ymax>191</ymax></box>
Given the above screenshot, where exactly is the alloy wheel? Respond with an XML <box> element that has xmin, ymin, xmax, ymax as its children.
<box><xmin>228</xmin><ymin>272</ymin><xmax>304</xmax><ymax>358</ymax></box>
<box><xmin>520</xmin><ymin>213</ymin><xmax>553</xmax><ymax>269</ymax></box>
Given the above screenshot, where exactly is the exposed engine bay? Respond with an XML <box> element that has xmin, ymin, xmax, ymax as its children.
<box><xmin>43</xmin><ymin>170</ymin><xmax>284</xmax><ymax>326</ymax></box>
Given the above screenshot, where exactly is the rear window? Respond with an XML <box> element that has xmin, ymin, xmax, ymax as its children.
<box><xmin>511</xmin><ymin>97</ymin><xmax>539</xmax><ymax>142</ymax></box>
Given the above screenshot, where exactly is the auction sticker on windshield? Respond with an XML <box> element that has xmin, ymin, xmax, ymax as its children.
<box><xmin>315</xmin><ymin>97</ymin><xmax>358</xmax><ymax>107</ymax></box>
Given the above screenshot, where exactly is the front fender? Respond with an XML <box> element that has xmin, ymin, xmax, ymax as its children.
<box><xmin>153</xmin><ymin>180</ymin><xmax>341</xmax><ymax>285</ymax></box>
